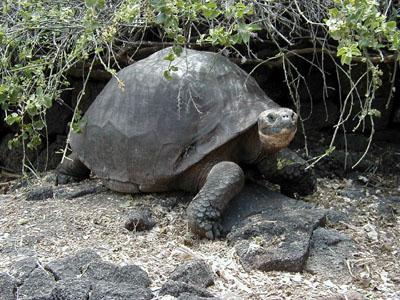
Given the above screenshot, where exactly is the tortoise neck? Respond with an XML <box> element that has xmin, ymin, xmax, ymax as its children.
<box><xmin>238</xmin><ymin>126</ymin><xmax>281</xmax><ymax>164</ymax></box>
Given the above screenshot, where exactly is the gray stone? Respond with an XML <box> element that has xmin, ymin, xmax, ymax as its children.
<box><xmin>71</xmin><ymin>249</ymin><xmax>102</xmax><ymax>269</ymax></box>
<box><xmin>83</xmin><ymin>261</ymin><xmax>151</xmax><ymax>288</ymax></box>
<box><xmin>9</xmin><ymin>179</ymin><xmax>29</xmax><ymax>192</ymax></box>
<box><xmin>89</xmin><ymin>282</ymin><xmax>153</xmax><ymax>300</ymax></box>
<box><xmin>45</xmin><ymin>249</ymin><xmax>101</xmax><ymax>281</ymax></box>
<box><xmin>114</xmin><ymin>265</ymin><xmax>151</xmax><ymax>287</ymax></box>
<box><xmin>178</xmin><ymin>294</ymin><xmax>220</xmax><ymax>300</ymax></box>
<box><xmin>18</xmin><ymin>268</ymin><xmax>56</xmax><ymax>300</ymax></box>
<box><xmin>0</xmin><ymin>272</ymin><xmax>17</xmax><ymax>300</ymax></box>
<box><xmin>326</xmin><ymin>210</ymin><xmax>349</xmax><ymax>225</ymax></box>
<box><xmin>2</xmin><ymin>251</ymin><xmax>153</xmax><ymax>299</ymax></box>
<box><xmin>25</xmin><ymin>186</ymin><xmax>54</xmax><ymax>201</ymax></box>
<box><xmin>377</xmin><ymin>195</ymin><xmax>400</xmax><ymax>220</ymax></box>
<box><xmin>224</xmin><ymin>183</ymin><xmax>326</xmax><ymax>272</ymax></box>
<box><xmin>51</xmin><ymin>278</ymin><xmax>91</xmax><ymax>300</ymax></box>
<box><xmin>337</xmin><ymin>188</ymin><xmax>366</xmax><ymax>200</ymax></box>
<box><xmin>222</xmin><ymin>183</ymin><xmax>317</xmax><ymax>234</ymax></box>
<box><xmin>159</xmin><ymin>280</ymin><xmax>215</xmax><ymax>298</ymax></box>
<box><xmin>170</xmin><ymin>260</ymin><xmax>214</xmax><ymax>288</ymax></box>
<box><xmin>10</xmin><ymin>257</ymin><xmax>38</xmax><ymax>285</ymax></box>
<box><xmin>124</xmin><ymin>207</ymin><xmax>156</xmax><ymax>232</ymax></box>
<box><xmin>305</xmin><ymin>228</ymin><xmax>356</xmax><ymax>282</ymax></box>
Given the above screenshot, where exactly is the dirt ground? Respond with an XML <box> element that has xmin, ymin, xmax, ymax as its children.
<box><xmin>0</xmin><ymin>173</ymin><xmax>399</xmax><ymax>300</ymax></box>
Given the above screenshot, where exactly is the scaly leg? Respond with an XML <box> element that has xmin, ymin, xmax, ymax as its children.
<box><xmin>257</xmin><ymin>148</ymin><xmax>316</xmax><ymax>197</ymax></box>
<box><xmin>186</xmin><ymin>161</ymin><xmax>245</xmax><ymax>239</ymax></box>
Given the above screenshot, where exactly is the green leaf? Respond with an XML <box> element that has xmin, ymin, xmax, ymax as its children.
<box><xmin>42</xmin><ymin>95</ymin><xmax>53</xmax><ymax>109</ymax></box>
<box><xmin>202</xmin><ymin>1</ymin><xmax>220</xmax><ymax>19</ymax></box>
<box><xmin>85</xmin><ymin>0</ymin><xmax>104</xmax><ymax>9</ymax></box>
<box><xmin>85</xmin><ymin>0</ymin><xmax>97</xmax><ymax>8</ymax></box>
<box><xmin>163</xmin><ymin>70</ymin><xmax>173</xmax><ymax>80</ymax></box>
<box><xmin>386</xmin><ymin>21</ymin><xmax>396</xmax><ymax>31</ymax></box>
<box><xmin>368</xmin><ymin>108</ymin><xmax>381</xmax><ymax>118</ymax></box>
<box><xmin>8</xmin><ymin>137</ymin><xmax>21</xmax><ymax>150</ymax></box>
<box><xmin>33</xmin><ymin>120</ymin><xmax>45</xmax><ymax>130</ymax></box>
<box><xmin>5</xmin><ymin>113</ymin><xmax>21</xmax><ymax>126</ymax></box>
<box><xmin>164</xmin><ymin>52</ymin><xmax>176</xmax><ymax>62</ymax></box>
<box><xmin>176</xmin><ymin>35</ymin><xmax>186</xmax><ymax>45</ymax></box>
<box><xmin>36</xmin><ymin>86</ymin><xmax>44</xmax><ymax>98</ymax></box>
<box><xmin>172</xmin><ymin>45</ymin><xmax>183</xmax><ymax>56</ymax></box>
<box><xmin>97</xmin><ymin>0</ymin><xmax>105</xmax><ymax>9</ymax></box>
<box><xmin>156</xmin><ymin>13</ymin><xmax>166</xmax><ymax>24</ymax></box>
<box><xmin>27</xmin><ymin>135</ymin><xmax>41</xmax><ymax>150</ymax></box>
<box><xmin>70</xmin><ymin>116</ymin><xmax>87</xmax><ymax>134</ymax></box>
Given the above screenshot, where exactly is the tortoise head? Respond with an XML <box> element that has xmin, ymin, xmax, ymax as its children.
<box><xmin>257</xmin><ymin>108</ymin><xmax>298</xmax><ymax>152</ymax></box>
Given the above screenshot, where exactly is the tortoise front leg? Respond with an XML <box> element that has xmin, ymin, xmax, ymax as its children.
<box><xmin>186</xmin><ymin>161</ymin><xmax>245</xmax><ymax>240</ymax></box>
<box><xmin>56</xmin><ymin>153</ymin><xmax>90</xmax><ymax>185</ymax></box>
<box><xmin>257</xmin><ymin>148</ymin><xmax>317</xmax><ymax>197</ymax></box>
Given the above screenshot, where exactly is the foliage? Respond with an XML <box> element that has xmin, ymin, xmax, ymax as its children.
<box><xmin>326</xmin><ymin>0</ymin><xmax>400</xmax><ymax>65</ymax></box>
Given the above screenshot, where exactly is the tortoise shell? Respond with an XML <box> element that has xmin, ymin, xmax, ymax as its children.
<box><xmin>70</xmin><ymin>47</ymin><xmax>278</xmax><ymax>186</ymax></box>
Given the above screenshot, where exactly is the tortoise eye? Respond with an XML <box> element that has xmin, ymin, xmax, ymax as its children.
<box><xmin>267</xmin><ymin>114</ymin><xmax>275</xmax><ymax>122</ymax></box>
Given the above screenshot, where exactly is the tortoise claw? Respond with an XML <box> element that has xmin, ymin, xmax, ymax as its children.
<box><xmin>187</xmin><ymin>205</ymin><xmax>222</xmax><ymax>240</ymax></box>
<box><xmin>204</xmin><ymin>222</ymin><xmax>222</xmax><ymax>240</ymax></box>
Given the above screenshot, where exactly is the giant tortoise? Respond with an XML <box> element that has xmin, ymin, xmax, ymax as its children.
<box><xmin>57</xmin><ymin>47</ymin><xmax>316</xmax><ymax>239</ymax></box>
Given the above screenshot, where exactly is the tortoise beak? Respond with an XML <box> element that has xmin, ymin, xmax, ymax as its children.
<box><xmin>258</xmin><ymin>108</ymin><xmax>298</xmax><ymax>151</ymax></box>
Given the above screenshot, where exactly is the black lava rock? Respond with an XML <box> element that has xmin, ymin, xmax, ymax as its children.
<box><xmin>45</xmin><ymin>249</ymin><xmax>101</xmax><ymax>281</ymax></box>
<box><xmin>170</xmin><ymin>260</ymin><xmax>214</xmax><ymax>288</ymax></box>
<box><xmin>89</xmin><ymin>282</ymin><xmax>153</xmax><ymax>300</ymax></box>
<box><xmin>26</xmin><ymin>186</ymin><xmax>54</xmax><ymax>201</ymax></box>
<box><xmin>124</xmin><ymin>207</ymin><xmax>156</xmax><ymax>232</ymax></box>
<box><xmin>52</xmin><ymin>278</ymin><xmax>91</xmax><ymax>300</ymax></box>
<box><xmin>83</xmin><ymin>261</ymin><xmax>151</xmax><ymax>288</ymax></box>
<box><xmin>10</xmin><ymin>257</ymin><xmax>38</xmax><ymax>285</ymax></box>
<box><xmin>0</xmin><ymin>272</ymin><xmax>17</xmax><ymax>300</ymax></box>
<box><xmin>4</xmin><ymin>250</ymin><xmax>153</xmax><ymax>300</ymax></box>
<box><xmin>159</xmin><ymin>280</ymin><xmax>215</xmax><ymax>298</ymax></box>
<box><xmin>18</xmin><ymin>268</ymin><xmax>56</xmax><ymax>300</ymax></box>
<box><xmin>224</xmin><ymin>183</ymin><xmax>327</xmax><ymax>272</ymax></box>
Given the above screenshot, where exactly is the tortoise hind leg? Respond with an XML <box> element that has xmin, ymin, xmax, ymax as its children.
<box><xmin>186</xmin><ymin>161</ymin><xmax>245</xmax><ymax>240</ymax></box>
<box><xmin>56</xmin><ymin>153</ymin><xmax>90</xmax><ymax>185</ymax></box>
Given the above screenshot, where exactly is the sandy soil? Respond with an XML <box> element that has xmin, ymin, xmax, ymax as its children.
<box><xmin>0</xmin><ymin>174</ymin><xmax>399</xmax><ymax>300</ymax></box>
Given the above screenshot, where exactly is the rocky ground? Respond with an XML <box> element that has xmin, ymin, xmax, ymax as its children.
<box><xmin>0</xmin><ymin>168</ymin><xmax>399</xmax><ymax>299</ymax></box>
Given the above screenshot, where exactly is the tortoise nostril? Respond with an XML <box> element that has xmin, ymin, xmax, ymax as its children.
<box><xmin>280</xmin><ymin>111</ymin><xmax>297</xmax><ymax>123</ymax></box>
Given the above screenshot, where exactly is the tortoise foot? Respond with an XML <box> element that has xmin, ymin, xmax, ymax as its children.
<box><xmin>187</xmin><ymin>204</ymin><xmax>222</xmax><ymax>240</ymax></box>
<box><xmin>280</xmin><ymin>163</ymin><xmax>316</xmax><ymax>197</ymax></box>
